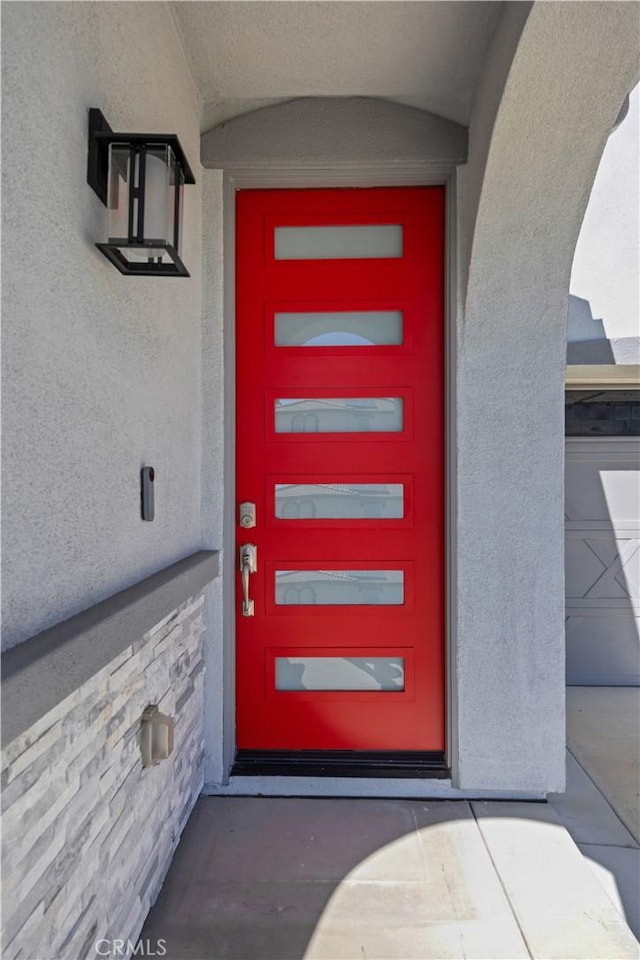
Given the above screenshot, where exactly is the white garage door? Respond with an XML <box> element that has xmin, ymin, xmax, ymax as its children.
<box><xmin>565</xmin><ymin>392</ymin><xmax>640</xmax><ymax>685</ymax></box>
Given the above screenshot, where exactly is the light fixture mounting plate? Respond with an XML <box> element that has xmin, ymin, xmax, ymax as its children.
<box><xmin>87</xmin><ymin>108</ymin><xmax>113</xmax><ymax>206</ymax></box>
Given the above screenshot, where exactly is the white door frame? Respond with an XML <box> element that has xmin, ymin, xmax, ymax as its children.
<box><xmin>204</xmin><ymin>163</ymin><xmax>466</xmax><ymax>797</ymax></box>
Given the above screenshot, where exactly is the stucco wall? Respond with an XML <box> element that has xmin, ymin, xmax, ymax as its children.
<box><xmin>200</xmin><ymin>97</ymin><xmax>467</xmax><ymax>168</ymax></box>
<box><xmin>455</xmin><ymin>1</ymin><xmax>639</xmax><ymax>791</ymax></box>
<box><xmin>1</xmin><ymin>2</ymin><xmax>203</xmax><ymax>649</ymax></box>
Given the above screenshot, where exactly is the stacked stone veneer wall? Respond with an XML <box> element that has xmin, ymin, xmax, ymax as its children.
<box><xmin>1</xmin><ymin>592</ymin><xmax>206</xmax><ymax>960</ymax></box>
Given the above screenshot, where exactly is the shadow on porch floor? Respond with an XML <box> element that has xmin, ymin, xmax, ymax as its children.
<box><xmin>140</xmin><ymin>688</ymin><xmax>640</xmax><ymax>960</ymax></box>
<box><xmin>550</xmin><ymin>686</ymin><xmax>640</xmax><ymax>942</ymax></box>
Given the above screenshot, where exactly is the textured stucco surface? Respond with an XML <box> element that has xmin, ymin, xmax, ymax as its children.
<box><xmin>456</xmin><ymin>2</ymin><xmax>531</xmax><ymax>299</ymax></box>
<box><xmin>172</xmin><ymin>0</ymin><xmax>503</xmax><ymax>130</ymax></box>
<box><xmin>1</xmin><ymin>2</ymin><xmax>203</xmax><ymax>649</ymax></box>
<box><xmin>1</xmin><ymin>551</ymin><xmax>218</xmax><ymax>747</ymax></box>
<box><xmin>201</xmin><ymin>98</ymin><xmax>468</xmax><ymax>169</ymax></box>
<box><xmin>456</xmin><ymin>1</ymin><xmax>640</xmax><ymax>791</ymax></box>
<box><xmin>567</xmin><ymin>336</ymin><xmax>640</xmax><ymax>365</ymax></box>
<box><xmin>567</xmin><ymin>294</ymin><xmax>608</xmax><ymax>343</ymax></box>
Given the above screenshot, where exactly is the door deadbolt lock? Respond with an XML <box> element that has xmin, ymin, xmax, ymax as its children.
<box><xmin>239</xmin><ymin>502</ymin><xmax>256</xmax><ymax>528</ymax></box>
<box><xmin>239</xmin><ymin>543</ymin><xmax>257</xmax><ymax>617</ymax></box>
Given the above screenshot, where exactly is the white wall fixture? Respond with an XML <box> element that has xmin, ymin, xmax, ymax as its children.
<box><xmin>141</xmin><ymin>704</ymin><xmax>175</xmax><ymax>766</ymax></box>
<box><xmin>87</xmin><ymin>108</ymin><xmax>196</xmax><ymax>276</ymax></box>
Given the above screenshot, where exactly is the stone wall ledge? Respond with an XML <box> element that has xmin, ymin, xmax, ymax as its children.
<box><xmin>1</xmin><ymin>551</ymin><xmax>219</xmax><ymax>748</ymax></box>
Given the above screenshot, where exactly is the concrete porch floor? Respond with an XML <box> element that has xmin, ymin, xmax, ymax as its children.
<box><xmin>142</xmin><ymin>689</ymin><xmax>640</xmax><ymax>959</ymax></box>
<box><xmin>552</xmin><ymin>687</ymin><xmax>640</xmax><ymax>942</ymax></box>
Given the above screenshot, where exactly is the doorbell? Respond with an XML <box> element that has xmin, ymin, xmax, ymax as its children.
<box><xmin>141</xmin><ymin>466</ymin><xmax>155</xmax><ymax>521</ymax></box>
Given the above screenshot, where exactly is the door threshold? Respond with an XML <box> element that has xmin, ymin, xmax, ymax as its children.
<box><xmin>231</xmin><ymin>750</ymin><xmax>449</xmax><ymax>779</ymax></box>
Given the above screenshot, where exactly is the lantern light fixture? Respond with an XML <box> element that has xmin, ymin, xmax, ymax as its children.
<box><xmin>87</xmin><ymin>108</ymin><xmax>196</xmax><ymax>277</ymax></box>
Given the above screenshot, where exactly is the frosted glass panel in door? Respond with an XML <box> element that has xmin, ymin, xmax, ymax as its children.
<box><xmin>274</xmin><ymin>311</ymin><xmax>403</xmax><ymax>346</ymax></box>
<box><xmin>276</xmin><ymin>657</ymin><xmax>405</xmax><ymax>691</ymax></box>
<box><xmin>275</xmin><ymin>570</ymin><xmax>404</xmax><ymax>605</ymax></box>
<box><xmin>275</xmin><ymin>398</ymin><xmax>403</xmax><ymax>433</ymax></box>
<box><xmin>275</xmin><ymin>484</ymin><xmax>404</xmax><ymax>519</ymax></box>
<box><xmin>275</xmin><ymin>225</ymin><xmax>403</xmax><ymax>259</ymax></box>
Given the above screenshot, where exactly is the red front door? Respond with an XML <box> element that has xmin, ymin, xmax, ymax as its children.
<box><xmin>235</xmin><ymin>187</ymin><xmax>444</xmax><ymax>753</ymax></box>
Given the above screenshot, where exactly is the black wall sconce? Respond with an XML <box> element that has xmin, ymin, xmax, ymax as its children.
<box><xmin>87</xmin><ymin>108</ymin><xmax>196</xmax><ymax>277</ymax></box>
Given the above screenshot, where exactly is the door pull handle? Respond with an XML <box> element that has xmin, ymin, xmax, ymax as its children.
<box><xmin>239</xmin><ymin>544</ymin><xmax>257</xmax><ymax>617</ymax></box>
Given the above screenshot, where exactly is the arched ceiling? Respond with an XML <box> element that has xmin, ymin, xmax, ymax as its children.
<box><xmin>170</xmin><ymin>1</ymin><xmax>504</xmax><ymax>133</ymax></box>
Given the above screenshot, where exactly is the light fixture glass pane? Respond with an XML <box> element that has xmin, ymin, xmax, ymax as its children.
<box><xmin>275</xmin><ymin>398</ymin><xmax>403</xmax><ymax>433</ymax></box>
<box><xmin>276</xmin><ymin>657</ymin><xmax>405</xmax><ymax>691</ymax></box>
<box><xmin>275</xmin><ymin>570</ymin><xmax>404</xmax><ymax>605</ymax></box>
<box><xmin>275</xmin><ymin>225</ymin><xmax>403</xmax><ymax>260</ymax></box>
<box><xmin>107</xmin><ymin>144</ymin><xmax>132</xmax><ymax>241</ymax></box>
<box><xmin>110</xmin><ymin>245</ymin><xmax>175</xmax><ymax>266</ymax></box>
<box><xmin>275</xmin><ymin>484</ymin><xmax>404</xmax><ymax>519</ymax></box>
<box><xmin>108</xmin><ymin>145</ymin><xmax>177</xmax><ymax>265</ymax></box>
<box><xmin>143</xmin><ymin>146</ymin><xmax>172</xmax><ymax>250</ymax></box>
<box><xmin>274</xmin><ymin>311</ymin><xmax>403</xmax><ymax>346</ymax></box>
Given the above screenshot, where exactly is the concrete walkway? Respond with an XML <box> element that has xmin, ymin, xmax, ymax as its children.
<box><xmin>142</xmin><ymin>689</ymin><xmax>640</xmax><ymax>959</ymax></box>
<box><xmin>550</xmin><ymin>687</ymin><xmax>640</xmax><ymax>942</ymax></box>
